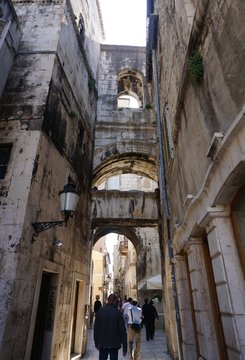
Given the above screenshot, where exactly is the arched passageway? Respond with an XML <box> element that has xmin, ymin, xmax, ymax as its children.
<box><xmin>91</xmin><ymin>43</ymin><xmax>163</xmax><ymax>308</ymax></box>
<box><xmin>91</xmin><ymin>227</ymin><xmax>164</xmax><ymax>323</ymax></box>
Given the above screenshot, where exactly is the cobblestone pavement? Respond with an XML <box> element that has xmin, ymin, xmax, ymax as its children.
<box><xmin>82</xmin><ymin>327</ymin><xmax>173</xmax><ymax>360</ymax></box>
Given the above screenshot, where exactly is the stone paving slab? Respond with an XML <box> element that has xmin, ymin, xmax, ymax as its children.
<box><xmin>82</xmin><ymin>327</ymin><xmax>173</xmax><ymax>360</ymax></box>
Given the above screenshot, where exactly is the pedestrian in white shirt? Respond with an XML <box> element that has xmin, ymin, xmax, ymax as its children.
<box><xmin>127</xmin><ymin>299</ymin><xmax>142</xmax><ymax>360</ymax></box>
<box><xmin>121</xmin><ymin>297</ymin><xmax>132</xmax><ymax>327</ymax></box>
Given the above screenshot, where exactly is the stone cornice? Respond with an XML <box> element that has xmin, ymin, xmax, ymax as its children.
<box><xmin>199</xmin><ymin>205</ymin><xmax>231</xmax><ymax>229</ymax></box>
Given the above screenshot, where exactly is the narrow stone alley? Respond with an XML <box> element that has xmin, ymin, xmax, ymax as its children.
<box><xmin>1</xmin><ymin>1</ymin><xmax>244</xmax><ymax>359</ymax></box>
<box><xmin>82</xmin><ymin>327</ymin><xmax>173</xmax><ymax>360</ymax></box>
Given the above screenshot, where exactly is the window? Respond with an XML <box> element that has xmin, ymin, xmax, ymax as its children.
<box><xmin>0</xmin><ymin>143</ymin><xmax>12</xmax><ymax>179</ymax></box>
<box><xmin>117</xmin><ymin>69</ymin><xmax>144</xmax><ymax>109</ymax></box>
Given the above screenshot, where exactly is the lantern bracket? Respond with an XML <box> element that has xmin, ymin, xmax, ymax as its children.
<box><xmin>31</xmin><ymin>220</ymin><xmax>67</xmax><ymax>243</ymax></box>
<box><xmin>31</xmin><ymin>177</ymin><xmax>79</xmax><ymax>243</ymax></box>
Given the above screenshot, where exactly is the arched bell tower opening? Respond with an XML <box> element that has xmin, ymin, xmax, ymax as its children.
<box><xmin>117</xmin><ymin>68</ymin><xmax>145</xmax><ymax>109</ymax></box>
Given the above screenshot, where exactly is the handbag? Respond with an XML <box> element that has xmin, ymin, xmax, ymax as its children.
<box><xmin>130</xmin><ymin>309</ymin><xmax>141</xmax><ymax>332</ymax></box>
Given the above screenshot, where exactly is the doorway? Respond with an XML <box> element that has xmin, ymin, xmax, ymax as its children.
<box><xmin>70</xmin><ymin>278</ymin><xmax>86</xmax><ymax>357</ymax></box>
<box><xmin>70</xmin><ymin>281</ymin><xmax>79</xmax><ymax>353</ymax></box>
<box><xmin>31</xmin><ymin>272</ymin><xmax>58</xmax><ymax>360</ymax></box>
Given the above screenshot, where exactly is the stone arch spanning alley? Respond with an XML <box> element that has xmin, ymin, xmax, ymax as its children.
<box><xmin>93</xmin><ymin>226</ymin><xmax>141</xmax><ymax>254</ymax></box>
<box><xmin>91</xmin><ymin>44</ymin><xmax>162</xmax><ymax>301</ymax></box>
<box><xmin>93</xmin><ymin>152</ymin><xmax>158</xmax><ymax>186</ymax></box>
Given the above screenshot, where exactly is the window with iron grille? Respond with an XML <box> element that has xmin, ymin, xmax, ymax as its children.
<box><xmin>0</xmin><ymin>143</ymin><xmax>12</xmax><ymax>179</ymax></box>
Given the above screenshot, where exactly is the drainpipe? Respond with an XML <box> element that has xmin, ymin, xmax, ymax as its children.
<box><xmin>149</xmin><ymin>14</ymin><xmax>184</xmax><ymax>360</ymax></box>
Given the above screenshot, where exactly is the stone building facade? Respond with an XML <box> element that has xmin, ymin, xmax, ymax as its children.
<box><xmin>1</xmin><ymin>0</ymin><xmax>244</xmax><ymax>359</ymax></box>
<box><xmin>147</xmin><ymin>0</ymin><xmax>245</xmax><ymax>359</ymax></box>
<box><xmin>0</xmin><ymin>1</ymin><xmax>164</xmax><ymax>359</ymax></box>
<box><xmin>0</xmin><ymin>0</ymin><xmax>103</xmax><ymax>358</ymax></box>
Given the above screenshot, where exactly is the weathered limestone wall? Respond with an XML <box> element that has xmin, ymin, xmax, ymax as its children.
<box><xmin>124</xmin><ymin>240</ymin><xmax>137</xmax><ymax>299</ymax></box>
<box><xmin>70</xmin><ymin>0</ymin><xmax>103</xmax><ymax>76</ymax></box>
<box><xmin>98</xmin><ymin>45</ymin><xmax>147</xmax><ymax>117</ymax></box>
<box><xmin>156</xmin><ymin>0</ymin><xmax>245</xmax><ymax>225</ymax></box>
<box><xmin>0</xmin><ymin>2</ymin><xmax>62</xmax><ymax>119</ymax></box>
<box><xmin>0</xmin><ymin>0</ymin><xmax>102</xmax><ymax>358</ymax></box>
<box><xmin>136</xmin><ymin>226</ymin><xmax>161</xmax><ymax>284</ymax></box>
<box><xmin>94</xmin><ymin>45</ymin><xmax>157</xmax><ymax>184</ymax></box>
<box><xmin>91</xmin><ymin>189</ymin><xmax>159</xmax><ymax>226</ymax></box>
<box><xmin>153</xmin><ymin>0</ymin><xmax>245</xmax><ymax>358</ymax></box>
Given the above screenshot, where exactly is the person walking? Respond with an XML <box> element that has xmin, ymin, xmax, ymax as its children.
<box><xmin>149</xmin><ymin>300</ymin><xmax>159</xmax><ymax>338</ymax></box>
<box><xmin>94</xmin><ymin>295</ymin><xmax>102</xmax><ymax>315</ymax></box>
<box><xmin>142</xmin><ymin>298</ymin><xmax>153</xmax><ymax>340</ymax></box>
<box><xmin>121</xmin><ymin>297</ymin><xmax>132</xmax><ymax>327</ymax></box>
<box><xmin>94</xmin><ymin>293</ymin><xmax>127</xmax><ymax>360</ymax></box>
<box><xmin>127</xmin><ymin>299</ymin><xmax>142</xmax><ymax>360</ymax></box>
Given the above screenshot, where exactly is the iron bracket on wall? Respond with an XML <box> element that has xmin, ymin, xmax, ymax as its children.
<box><xmin>31</xmin><ymin>220</ymin><xmax>67</xmax><ymax>243</ymax></box>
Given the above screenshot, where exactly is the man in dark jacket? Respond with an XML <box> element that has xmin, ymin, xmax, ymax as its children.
<box><xmin>142</xmin><ymin>297</ymin><xmax>153</xmax><ymax>340</ymax></box>
<box><xmin>149</xmin><ymin>300</ymin><xmax>159</xmax><ymax>338</ymax></box>
<box><xmin>94</xmin><ymin>295</ymin><xmax>102</xmax><ymax>314</ymax></box>
<box><xmin>94</xmin><ymin>293</ymin><xmax>127</xmax><ymax>360</ymax></box>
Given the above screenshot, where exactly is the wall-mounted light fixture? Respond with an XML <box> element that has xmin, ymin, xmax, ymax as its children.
<box><xmin>31</xmin><ymin>177</ymin><xmax>80</xmax><ymax>243</ymax></box>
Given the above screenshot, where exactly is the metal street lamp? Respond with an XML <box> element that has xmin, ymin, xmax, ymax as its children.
<box><xmin>31</xmin><ymin>177</ymin><xmax>80</xmax><ymax>243</ymax></box>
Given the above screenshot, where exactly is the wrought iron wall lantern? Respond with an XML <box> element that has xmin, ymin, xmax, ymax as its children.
<box><xmin>31</xmin><ymin>177</ymin><xmax>80</xmax><ymax>243</ymax></box>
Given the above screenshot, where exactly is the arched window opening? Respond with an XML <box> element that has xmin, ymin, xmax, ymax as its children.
<box><xmin>231</xmin><ymin>186</ymin><xmax>245</xmax><ymax>278</ymax></box>
<box><xmin>117</xmin><ymin>69</ymin><xmax>144</xmax><ymax>109</ymax></box>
